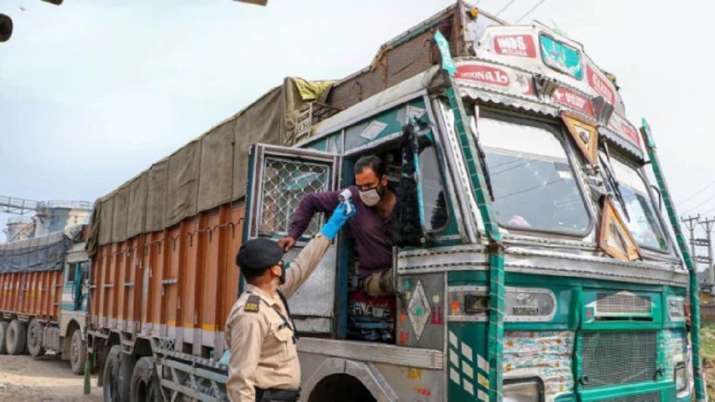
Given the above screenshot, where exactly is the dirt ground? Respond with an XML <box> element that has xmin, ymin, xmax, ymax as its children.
<box><xmin>0</xmin><ymin>354</ymin><xmax>101</xmax><ymax>402</ymax></box>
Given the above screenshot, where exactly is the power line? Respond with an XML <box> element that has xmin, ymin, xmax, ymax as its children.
<box><xmin>682</xmin><ymin>192</ymin><xmax>715</xmax><ymax>214</ymax></box>
<box><xmin>678</xmin><ymin>180</ymin><xmax>715</xmax><ymax>206</ymax></box>
<box><xmin>495</xmin><ymin>0</ymin><xmax>517</xmax><ymax>17</ymax></box>
<box><xmin>515</xmin><ymin>0</ymin><xmax>546</xmax><ymax>23</ymax></box>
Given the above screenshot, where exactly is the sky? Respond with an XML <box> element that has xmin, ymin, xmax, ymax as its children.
<box><xmin>1</xmin><ymin>0</ymin><xmax>714</xmax><ymax>243</ymax></box>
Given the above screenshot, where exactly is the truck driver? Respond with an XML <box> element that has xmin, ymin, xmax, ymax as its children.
<box><xmin>278</xmin><ymin>155</ymin><xmax>397</xmax><ymax>296</ymax></box>
<box><xmin>225</xmin><ymin>201</ymin><xmax>355</xmax><ymax>402</ymax></box>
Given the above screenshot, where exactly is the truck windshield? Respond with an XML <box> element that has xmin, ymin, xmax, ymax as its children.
<box><xmin>609</xmin><ymin>157</ymin><xmax>668</xmax><ymax>250</ymax></box>
<box><xmin>477</xmin><ymin>117</ymin><xmax>590</xmax><ymax>234</ymax></box>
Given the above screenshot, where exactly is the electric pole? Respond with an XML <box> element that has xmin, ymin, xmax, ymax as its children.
<box><xmin>699</xmin><ymin>217</ymin><xmax>715</xmax><ymax>293</ymax></box>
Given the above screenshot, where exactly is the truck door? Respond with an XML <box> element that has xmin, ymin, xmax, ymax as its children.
<box><xmin>243</xmin><ymin>144</ymin><xmax>340</xmax><ymax>335</ymax></box>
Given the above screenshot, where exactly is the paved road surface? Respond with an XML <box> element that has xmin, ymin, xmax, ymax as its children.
<box><xmin>0</xmin><ymin>354</ymin><xmax>101</xmax><ymax>402</ymax></box>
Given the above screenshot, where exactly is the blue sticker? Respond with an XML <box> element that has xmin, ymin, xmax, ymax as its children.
<box><xmin>540</xmin><ymin>34</ymin><xmax>583</xmax><ymax>80</ymax></box>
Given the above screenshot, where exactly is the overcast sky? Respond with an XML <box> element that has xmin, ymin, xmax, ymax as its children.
<box><xmin>1</xmin><ymin>0</ymin><xmax>714</xmax><ymax>243</ymax></box>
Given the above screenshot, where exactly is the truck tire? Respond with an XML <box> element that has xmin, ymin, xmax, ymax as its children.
<box><xmin>69</xmin><ymin>329</ymin><xmax>86</xmax><ymax>375</ymax></box>
<box><xmin>103</xmin><ymin>345</ymin><xmax>131</xmax><ymax>402</ymax></box>
<box><xmin>130</xmin><ymin>356</ymin><xmax>161</xmax><ymax>402</ymax></box>
<box><xmin>6</xmin><ymin>320</ymin><xmax>27</xmax><ymax>355</ymax></box>
<box><xmin>26</xmin><ymin>319</ymin><xmax>45</xmax><ymax>358</ymax></box>
<box><xmin>0</xmin><ymin>321</ymin><xmax>8</xmax><ymax>354</ymax></box>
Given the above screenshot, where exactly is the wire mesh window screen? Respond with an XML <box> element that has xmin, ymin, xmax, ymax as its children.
<box><xmin>596</xmin><ymin>292</ymin><xmax>651</xmax><ymax>315</ymax></box>
<box><xmin>258</xmin><ymin>157</ymin><xmax>331</xmax><ymax>238</ymax></box>
<box><xmin>581</xmin><ymin>331</ymin><xmax>656</xmax><ymax>388</ymax></box>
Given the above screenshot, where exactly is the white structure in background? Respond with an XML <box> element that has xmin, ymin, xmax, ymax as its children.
<box><xmin>0</xmin><ymin>196</ymin><xmax>92</xmax><ymax>242</ymax></box>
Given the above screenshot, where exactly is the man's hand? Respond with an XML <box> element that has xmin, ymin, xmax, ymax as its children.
<box><xmin>277</xmin><ymin>236</ymin><xmax>296</xmax><ymax>251</ymax></box>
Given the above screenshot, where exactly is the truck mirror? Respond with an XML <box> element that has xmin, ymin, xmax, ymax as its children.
<box><xmin>0</xmin><ymin>14</ymin><xmax>12</xmax><ymax>43</ymax></box>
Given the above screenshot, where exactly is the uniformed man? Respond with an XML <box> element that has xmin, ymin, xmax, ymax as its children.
<box><xmin>225</xmin><ymin>201</ymin><xmax>355</xmax><ymax>402</ymax></box>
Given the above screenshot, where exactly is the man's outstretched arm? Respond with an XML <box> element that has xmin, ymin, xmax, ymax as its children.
<box><xmin>279</xmin><ymin>191</ymin><xmax>341</xmax><ymax>250</ymax></box>
<box><xmin>280</xmin><ymin>202</ymin><xmax>355</xmax><ymax>297</ymax></box>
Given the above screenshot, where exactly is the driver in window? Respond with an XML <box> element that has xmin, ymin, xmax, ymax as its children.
<box><xmin>278</xmin><ymin>155</ymin><xmax>396</xmax><ymax>296</ymax></box>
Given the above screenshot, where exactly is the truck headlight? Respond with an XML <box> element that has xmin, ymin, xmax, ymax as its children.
<box><xmin>504</xmin><ymin>378</ymin><xmax>544</xmax><ymax>402</ymax></box>
<box><xmin>674</xmin><ymin>362</ymin><xmax>688</xmax><ymax>394</ymax></box>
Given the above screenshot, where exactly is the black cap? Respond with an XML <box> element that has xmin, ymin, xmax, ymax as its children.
<box><xmin>236</xmin><ymin>238</ymin><xmax>284</xmax><ymax>273</ymax></box>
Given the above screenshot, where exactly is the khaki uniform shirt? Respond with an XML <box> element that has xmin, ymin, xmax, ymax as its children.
<box><xmin>225</xmin><ymin>235</ymin><xmax>331</xmax><ymax>402</ymax></box>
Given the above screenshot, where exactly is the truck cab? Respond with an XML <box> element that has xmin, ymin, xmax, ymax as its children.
<box><xmin>241</xmin><ymin>18</ymin><xmax>690</xmax><ymax>402</ymax></box>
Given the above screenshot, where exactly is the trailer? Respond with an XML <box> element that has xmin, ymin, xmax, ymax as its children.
<box><xmin>88</xmin><ymin>2</ymin><xmax>703</xmax><ymax>402</ymax></box>
<box><xmin>0</xmin><ymin>227</ymin><xmax>90</xmax><ymax>374</ymax></box>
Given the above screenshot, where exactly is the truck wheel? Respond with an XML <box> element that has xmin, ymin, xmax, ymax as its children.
<box><xmin>130</xmin><ymin>357</ymin><xmax>161</xmax><ymax>402</ymax></box>
<box><xmin>27</xmin><ymin>319</ymin><xmax>45</xmax><ymax>358</ymax></box>
<box><xmin>0</xmin><ymin>321</ymin><xmax>8</xmax><ymax>354</ymax></box>
<box><xmin>102</xmin><ymin>345</ymin><xmax>132</xmax><ymax>402</ymax></box>
<box><xmin>69</xmin><ymin>330</ymin><xmax>86</xmax><ymax>375</ymax></box>
<box><xmin>6</xmin><ymin>320</ymin><xmax>27</xmax><ymax>355</ymax></box>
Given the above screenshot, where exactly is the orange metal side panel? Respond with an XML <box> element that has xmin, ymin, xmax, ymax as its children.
<box><xmin>90</xmin><ymin>202</ymin><xmax>245</xmax><ymax>357</ymax></box>
<box><xmin>0</xmin><ymin>270</ymin><xmax>62</xmax><ymax>322</ymax></box>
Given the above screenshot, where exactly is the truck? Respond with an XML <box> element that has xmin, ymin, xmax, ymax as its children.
<box><xmin>0</xmin><ymin>226</ymin><xmax>90</xmax><ymax>375</ymax></box>
<box><xmin>87</xmin><ymin>2</ymin><xmax>704</xmax><ymax>402</ymax></box>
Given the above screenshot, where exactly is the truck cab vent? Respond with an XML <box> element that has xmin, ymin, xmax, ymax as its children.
<box><xmin>595</xmin><ymin>292</ymin><xmax>651</xmax><ymax>318</ymax></box>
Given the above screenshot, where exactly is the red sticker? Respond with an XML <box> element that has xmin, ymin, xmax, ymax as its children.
<box><xmin>456</xmin><ymin>64</ymin><xmax>510</xmax><ymax>87</ymax></box>
<box><xmin>416</xmin><ymin>387</ymin><xmax>432</xmax><ymax>397</ymax></box>
<box><xmin>431</xmin><ymin>305</ymin><xmax>443</xmax><ymax>325</ymax></box>
<box><xmin>586</xmin><ymin>64</ymin><xmax>615</xmax><ymax>105</ymax></box>
<box><xmin>552</xmin><ymin>86</ymin><xmax>594</xmax><ymax>117</ymax></box>
<box><xmin>608</xmin><ymin>113</ymin><xmax>641</xmax><ymax>146</ymax></box>
<box><xmin>493</xmin><ymin>34</ymin><xmax>536</xmax><ymax>58</ymax></box>
<box><xmin>399</xmin><ymin>331</ymin><xmax>410</xmax><ymax>345</ymax></box>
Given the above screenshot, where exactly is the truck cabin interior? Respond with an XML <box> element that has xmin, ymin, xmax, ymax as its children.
<box><xmin>327</xmin><ymin>125</ymin><xmax>449</xmax><ymax>344</ymax></box>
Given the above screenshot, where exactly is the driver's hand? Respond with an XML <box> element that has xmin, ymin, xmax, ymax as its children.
<box><xmin>277</xmin><ymin>236</ymin><xmax>296</xmax><ymax>251</ymax></box>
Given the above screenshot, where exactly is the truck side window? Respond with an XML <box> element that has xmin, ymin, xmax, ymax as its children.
<box><xmin>419</xmin><ymin>143</ymin><xmax>448</xmax><ymax>231</ymax></box>
<box><xmin>66</xmin><ymin>262</ymin><xmax>77</xmax><ymax>283</ymax></box>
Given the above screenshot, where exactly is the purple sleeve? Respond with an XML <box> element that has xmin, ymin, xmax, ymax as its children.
<box><xmin>288</xmin><ymin>191</ymin><xmax>341</xmax><ymax>239</ymax></box>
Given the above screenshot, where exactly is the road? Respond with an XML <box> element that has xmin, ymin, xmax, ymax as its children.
<box><xmin>0</xmin><ymin>354</ymin><xmax>101</xmax><ymax>402</ymax></box>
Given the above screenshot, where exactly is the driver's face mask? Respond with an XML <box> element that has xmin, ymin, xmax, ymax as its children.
<box><xmin>358</xmin><ymin>187</ymin><xmax>382</xmax><ymax>207</ymax></box>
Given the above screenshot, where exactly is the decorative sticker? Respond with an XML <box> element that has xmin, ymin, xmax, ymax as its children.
<box><xmin>598</xmin><ymin>197</ymin><xmax>641</xmax><ymax>261</ymax></box>
<box><xmin>360</xmin><ymin>121</ymin><xmax>387</xmax><ymax>140</ymax></box>
<box><xmin>456</xmin><ymin>62</ymin><xmax>535</xmax><ymax>96</ymax></box>
<box><xmin>586</xmin><ymin>64</ymin><xmax>615</xmax><ymax>105</ymax></box>
<box><xmin>607</xmin><ymin>112</ymin><xmax>642</xmax><ymax>147</ymax></box>
<box><xmin>540</xmin><ymin>34</ymin><xmax>583</xmax><ymax>80</ymax></box>
<box><xmin>561</xmin><ymin>112</ymin><xmax>599</xmax><ymax>166</ymax></box>
<box><xmin>663</xmin><ymin>330</ymin><xmax>686</xmax><ymax>374</ymax></box>
<box><xmin>493</xmin><ymin>34</ymin><xmax>536</xmax><ymax>58</ymax></box>
<box><xmin>503</xmin><ymin>331</ymin><xmax>575</xmax><ymax>397</ymax></box>
<box><xmin>551</xmin><ymin>86</ymin><xmax>594</xmax><ymax>117</ymax></box>
<box><xmin>457</xmin><ymin>64</ymin><xmax>510</xmax><ymax>87</ymax></box>
<box><xmin>407</xmin><ymin>280</ymin><xmax>432</xmax><ymax>341</ymax></box>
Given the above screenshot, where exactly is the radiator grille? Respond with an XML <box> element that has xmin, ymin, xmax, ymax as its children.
<box><xmin>596</xmin><ymin>292</ymin><xmax>651</xmax><ymax>315</ymax></box>
<box><xmin>582</xmin><ymin>331</ymin><xmax>656</xmax><ymax>388</ymax></box>
<box><xmin>600</xmin><ymin>391</ymin><xmax>660</xmax><ymax>402</ymax></box>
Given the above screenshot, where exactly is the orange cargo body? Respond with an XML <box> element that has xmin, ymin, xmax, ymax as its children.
<box><xmin>0</xmin><ymin>270</ymin><xmax>63</xmax><ymax>322</ymax></box>
<box><xmin>89</xmin><ymin>202</ymin><xmax>243</xmax><ymax>356</ymax></box>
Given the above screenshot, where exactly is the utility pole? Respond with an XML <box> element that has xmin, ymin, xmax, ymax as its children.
<box><xmin>682</xmin><ymin>215</ymin><xmax>700</xmax><ymax>265</ymax></box>
<box><xmin>699</xmin><ymin>217</ymin><xmax>715</xmax><ymax>293</ymax></box>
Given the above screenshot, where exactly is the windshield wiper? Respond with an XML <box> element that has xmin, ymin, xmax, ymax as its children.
<box><xmin>471</xmin><ymin>123</ymin><xmax>496</xmax><ymax>202</ymax></box>
<box><xmin>599</xmin><ymin>143</ymin><xmax>630</xmax><ymax>221</ymax></box>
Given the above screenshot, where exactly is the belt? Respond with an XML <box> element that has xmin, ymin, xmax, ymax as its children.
<box><xmin>255</xmin><ymin>388</ymin><xmax>300</xmax><ymax>402</ymax></box>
